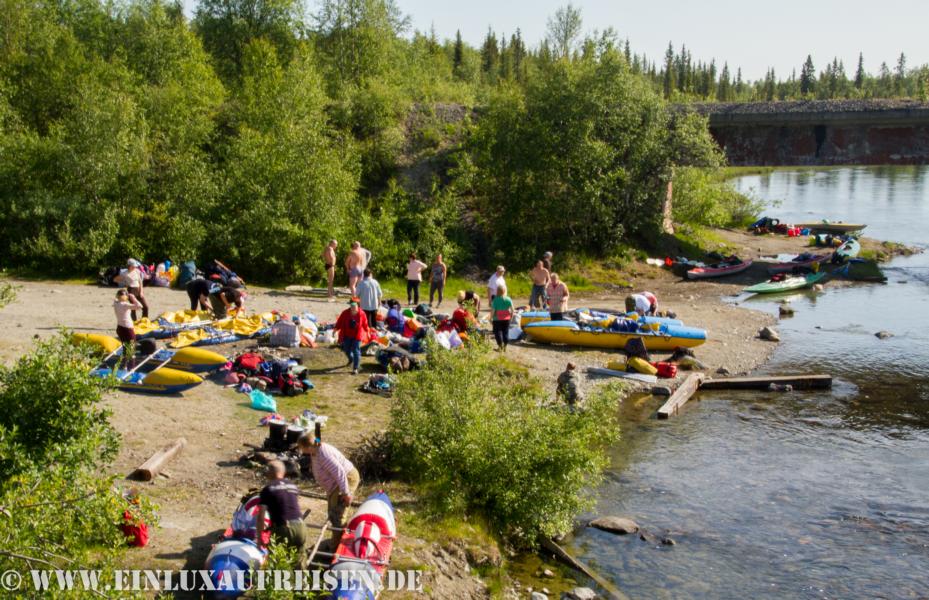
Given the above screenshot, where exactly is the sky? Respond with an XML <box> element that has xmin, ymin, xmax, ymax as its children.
<box><xmin>389</xmin><ymin>0</ymin><xmax>929</xmax><ymax>81</ymax></box>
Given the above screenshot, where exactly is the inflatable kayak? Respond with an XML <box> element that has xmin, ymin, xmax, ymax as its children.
<box><xmin>795</xmin><ymin>221</ymin><xmax>866</xmax><ymax>234</ymax></box>
<box><xmin>71</xmin><ymin>333</ymin><xmax>227</xmax><ymax>373</ymax></box>
<box><xmin>743</xmin><ymin>271</ymin><xmax>827</xmax><ymax>294</ymax></box>
<box><xmin>329</xmin><ymin>491</ymin><xmax>396</xmax><ymax>599</ymax></box>
<box><xmin>766</xmin><ymin>253</ymin><xmax>828</xmax><ymax>274</ymax></box>
<box><xmin>203</xmin><ymin>493</ymin><xmax>270</xmax><ymax>597</ymax></box>
<box><xmin>519</xmin><ymin>309</ymin><xmax>682</xmax><ymax>328</ymax></box>
<box><xmin>91</xmin><ymin>366</ymin><xmax>203</xmax><ymax>394</ymax></box>
<box><xmin>686</xmin><ymin>259</ymin><xmax>752</xmax><ymax>280</ymax></box>
<box><xmin>524</xmin><ymin>320</ymin><xmax>706</xmax><ymax>350</ymax></box>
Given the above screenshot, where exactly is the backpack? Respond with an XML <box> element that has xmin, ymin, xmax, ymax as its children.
<box><xmin>277</xmin><ymin>372</ymin><xmax>304</xmax><ymax>396</ymax></box>
<box><xmin>233</xmin><ymin>352</ymin><xmax>263</xmax><ymax>374</ymax></box>
<box><xmin>176</xmin><ymin>261</ymin><xmax>197</xmax><ymax>288</ymax></box>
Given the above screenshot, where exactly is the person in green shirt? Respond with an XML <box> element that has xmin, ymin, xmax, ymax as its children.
<box><xmin>490</xmin><ymin>284</ymin><xmax>515</xmax><ymax>351</ymax></box>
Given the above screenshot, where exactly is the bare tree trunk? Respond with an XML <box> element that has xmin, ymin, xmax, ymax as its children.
<box><xmin>661</xmin><ymin>169</ymin><xmax>675</xmax><ymax>235</ymax></box>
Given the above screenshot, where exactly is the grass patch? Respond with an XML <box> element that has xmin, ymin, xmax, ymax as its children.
<box><xmin>672</xmin><ymin>224</ymin><xmax>736</xmax><ymax>259</ymax></box>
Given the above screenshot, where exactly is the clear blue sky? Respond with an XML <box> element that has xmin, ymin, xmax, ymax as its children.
<box><xmin>391</xmin><ymin>0</ymin><xmax>929</xmax><ymax>81</ymax></box>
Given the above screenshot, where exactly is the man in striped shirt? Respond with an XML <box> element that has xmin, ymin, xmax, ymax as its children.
<box><xmin>298</xmin><ymin>435</ymin><xmax>361</xmax><ymax>548</ymax></box>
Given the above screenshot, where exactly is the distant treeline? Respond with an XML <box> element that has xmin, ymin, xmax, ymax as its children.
<box><xmin>0</xmin><ymin>0</ymin><xmax>754</xmax><ymax>281</ymax></box>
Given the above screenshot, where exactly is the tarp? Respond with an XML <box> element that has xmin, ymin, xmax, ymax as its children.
<box><xmin>168</xmin><ymin>313</ymin><xmax>278</xmax><ymax>348</ymax></box>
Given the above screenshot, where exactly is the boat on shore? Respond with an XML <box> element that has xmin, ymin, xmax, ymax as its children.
<box><xmin>795</xmin><ymin>221</ymin><xmax>867</xmax><ymax>234</ymax></box>
<box><xmin>686</xmin><ymin>258</ymin><xmax>753</xmax><ymax>280</ymax></box>
<box><xmin>519</xmin><ymin>309</ymin><xmax>682</xmax><ymax>329</ymax></box>
<box><xmin>766</xmin><ymin>253</ymin><xmax>829</xmax><ymax>274</ymax></box>
<box><xmin>833</xmin><ymin>238</ymin><xmax>861</xmax><ymax>262</ymax></box>
<box><xmin>524</xmin><ymin>320</ymin><xmax>706</xmax><ymax>350</ymax></box>
<box><xmin>72</xmin><ymin>333</ymin><xmax>227</xmax><ymax>373</ymax></box>
<box><xmin>91</xmin><ymin>365</ymin><xmax>204</xmax><ymax>394</ymax></box>
<box><xmin>743</xmin><ymin>271</ymin><xmax>827</xmax><ymax>294</ymax></box>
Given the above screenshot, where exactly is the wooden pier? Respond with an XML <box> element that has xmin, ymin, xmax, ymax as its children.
<box><xmin>656</xmin><ymin>374</ymin><xmax>833</xmax><ymax>419</ymax></box>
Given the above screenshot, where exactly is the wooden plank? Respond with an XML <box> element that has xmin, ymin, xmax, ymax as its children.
<box><xmin>539</xmin><ymin>537</ymin><xmax>629</xmax><ymax>600</ymax></box>
<box><xmin>129</xmin><ymin>438</ymin><xmax>187</xmax><ymax>481</ymax></box>
<box><xmin>657</xmin><ymin>373</ymin><xmax>705</xmax><ymax>419</ymax></box>
<box><xmin>699</xmin><ymin>374</ymin><xmax>832</xmax><ymax>390</ymax></box>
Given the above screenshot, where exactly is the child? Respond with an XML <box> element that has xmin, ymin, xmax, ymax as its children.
<box><xmin>114</xmin><ymin>288</ymin><xmax>143</xmax><ymax>349</ymax></box>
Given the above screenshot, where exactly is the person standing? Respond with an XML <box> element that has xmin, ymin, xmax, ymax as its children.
<box><xmin>428</xmin><ymin>254</ymin><xmax>447</xmax><ymax>308</ymax></box>
<box><xmin>124</xmin><ymin>259</ymin><xmax>149</xmax><ymax>321</ymax></box>
<box><xmin>625</xmin><ymin>292</ymin><xmax>658</xmax><ymax>316</ymax></box>
<box><xmin>547</xmin><ymin>273</ymin><xmax>570</xmax><ymax>321</ymax></box>
<box><xmin>556</xmin><ymin>362</ymin><xmax>584</xmax><ymax>410</ymax></box>
<box><xmin>356</xmin><ymin>269</ymin><xmax>382</xmax><ymax>327</ymax></box>
<box><xmin>321</xmin><ymin>240</ymin><xmax>338</xmax><ymax>302</ymax></box>
<box><xmin>405</xmin><ymin>253</ymin><xmax>427</xmax><ymax>306</ymax></box>
<box><xmin>255</xmin><ymin>460</ymin><xmax>307</xmax><ymax>559</ymax></box>
<box><xmin>297</xmin><ymin>436</ymin><xmax>361</xmax><ymax>550</ymax></box>
<box><xmin>345</xmin><ymin>242</ymin><xmax>366</xmax><ymax>296</ymax></box>
<box><xmin>491</xmin><ymin>284</ymin><xmax>514</xmax><ymax>351</ymax></box>
<box><xmin>334</xmin><ymin>300</ymin><xmax>368</xmax><ymax>375</ymax></box>
<box><xmin>487</xmin><ymin>266</ymin><xmax>506</xmax><ymax>306</ymax></box>
<box><xmin>542</xmin><ymin>251</ymin><xmax>554</xmax><ymax>272</ymax></box>
<box><xmin>529</xmin><ymin>261</ymin><xmax>551</xmax><ymax>310</ymax></box>
<box><xmin>113</xmin><ymin>289</ymin><xmax>143</xmax><ymax>347</ymax></box>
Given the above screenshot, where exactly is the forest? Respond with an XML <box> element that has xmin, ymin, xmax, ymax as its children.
<box><xmin>3</xmin><ymin>0</ymin><xmax>906</xmax><ymax>282</ymax></box>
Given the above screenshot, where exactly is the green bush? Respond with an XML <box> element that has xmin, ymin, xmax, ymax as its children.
<box><xmin>0</xmin><ymin>335</ymin><xmax>157</xmax><ymax>590</ymax></box>
<box><xmin>389</xmin><ymin>343</ymin><xmax>621</xmax><ymax>546</ymax></box>
<box><xmin>672</xmin><ymin>167</ymin><xmax>763</xmax><ymax>228</ymax></box>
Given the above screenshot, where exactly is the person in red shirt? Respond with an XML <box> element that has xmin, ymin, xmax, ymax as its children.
<box><xmin>334</xmin><ymin>300</ymin><xmax>368</xmax><ymax>374</ymax></box>
<box><xmin>451</xmin><ymin>302</ymin><xmax>476</xmax><ymax>333</ymax></box>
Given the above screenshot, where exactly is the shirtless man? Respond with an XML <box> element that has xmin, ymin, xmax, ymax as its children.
<box><xmin>321</xmin><ymin>240</ymin><xmax>338</xmax><ymax>302</ymax></box>
<box><xmin>529</xmin><ymin>261</ymin><xmax>551</xmax><ymax>310</ymax></box>
<box><xmin>345</xmin><ymin>241</ymin><xmax>367</xmax><ymax>295</ymax></box>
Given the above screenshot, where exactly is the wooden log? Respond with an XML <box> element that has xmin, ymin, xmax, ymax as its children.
<box><xmin>657</xmin><ymin>373</ymin><xmax>705</xmax><ymax>419</ymax></box>
<box><xmin>129</xmin><ymin>438</ymin><xmax>187</xmax><ymax>481</ymax></box>
<box><xmin>305</xmin><ymin>521</ymin><xmax>330</xmax><ymax>568</ymax></box>
<box><xmin>699</xmin><ymin>374</ymin><xmax>832</xmax><ymax>390</ymax></box>
<box><xmin>539</xmin><ymin>537</ymin><xmax>629</xmax><ymax>600</ymax></box>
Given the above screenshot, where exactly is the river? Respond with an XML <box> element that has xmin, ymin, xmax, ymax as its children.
<box><xmin>568</xmin><ymin>166</ymin><xmax>929</xmax><ymax>599</ymax></box>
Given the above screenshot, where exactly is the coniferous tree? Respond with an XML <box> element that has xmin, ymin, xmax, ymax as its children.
<box><xmin>662</xmin><ymin>42</ymin><xmax>675</xmax><ymax>98</ymax></box>
<box><xmin>716</xmin><ymin>62</ymin><xmax>730</xmax><ymax>101</ymax></box>
<box><xmin>800</xmin><ymin>55</ymin><xmax>815</xmax><ymax>96</ymax></box>
<box><xmin>498</xmin><ymin>34</ymin><xmax>510</xmax><ymax>81</ymax></box>
<box><xmin>480</xmin><ymin>27</ymin><xmax>499</xmax><ymax>82</ymax></box>
<box><xmin>511</xmin><ymin>30</ymin><xmax>526</xmax><ymax>82</ymax></box>
<box><xmin>895</xmin><ymin>52</ymin><xmax>907</xmax><ymax>95</ymax></box>
<box><xmin>854</xmin><ymin>52</ymin><xmax>865</xmax><ymax>90</ymax></box>
<box><xmin>623</xmin><ymin>38</ymin><xmax>631</xmax><ymax>64</ymax></box>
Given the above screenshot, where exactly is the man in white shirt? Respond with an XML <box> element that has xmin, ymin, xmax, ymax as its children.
<box><xmin>487</xmin><ymin>265</ymin><xmax>506</xmax><ymax>304</ymax></box>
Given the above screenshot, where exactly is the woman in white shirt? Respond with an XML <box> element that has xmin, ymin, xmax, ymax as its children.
<box><xmin>123</xmin><ymin>259</ymin><xmax>149</xmax><ymax>321</ymax></box>
<box><xmin>405</xmin><ymin>253</ymin><xmax>427</xmax><ymax>306</ymax></box>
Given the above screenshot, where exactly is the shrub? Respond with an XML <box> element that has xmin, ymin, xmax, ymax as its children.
<box><xmin>388</xmin><ymin>342</ymin><xmax>621</xmax><ymax>546</ymax></box>
<box><xmin>672</xmin><ymin>167</ymin><xmax>763</xmax><ymax>228</ymax></box>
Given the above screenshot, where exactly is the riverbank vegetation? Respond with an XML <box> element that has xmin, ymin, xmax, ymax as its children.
<box><xmin>0</xmin><ymin>0</ymin><xmax>757</xmax><ymax>283</ymax></box>
<box><xmin>388</xmin><ymin>342</ymin><xmax>623</xmax><ymax>547</ymax></box>
<box><xmin>0</xmin><ymin>336</ymin><xmax>156</xmax><ymax>592</ymax></box>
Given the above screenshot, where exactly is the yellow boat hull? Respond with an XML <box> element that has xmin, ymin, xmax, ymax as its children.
<box><xmin>525</xmin><ymin>325</ymin><xmax>705</xmax><ymax>351</ymax></box>
<box><xmin>72</xmin><ymin>334</ymin><xmax>227</xmax><ymax>372</ymax></box>
<box><xmin>72</xmin><ymin>333</ymin><xmax>122</xmax><ymax>354</ymax></box>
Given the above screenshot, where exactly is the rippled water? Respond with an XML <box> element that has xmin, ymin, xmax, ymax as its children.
<box><xmin>569</xmin><ymin>167</ymin><xmax>929</xmax><ymax>599</ymax></box>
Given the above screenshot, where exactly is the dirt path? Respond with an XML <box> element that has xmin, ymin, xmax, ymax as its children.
<box><xmin>0</xmin><ymin>230</ymin><xmax>883</xmax><ymax>597</ymax></box>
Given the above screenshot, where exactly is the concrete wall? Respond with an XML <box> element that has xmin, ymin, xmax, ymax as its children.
<box><xmin>684</xmin><ymin>100</ymin><xmax>929</xmax><ymax>166</ymax></box>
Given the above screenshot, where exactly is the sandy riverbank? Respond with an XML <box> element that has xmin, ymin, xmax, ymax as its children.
<box><xmin>0</xmin><ymin>228</ymin><xmax>897</xmax><ymax>598</ymax></box>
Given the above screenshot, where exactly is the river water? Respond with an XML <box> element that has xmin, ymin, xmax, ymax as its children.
<box><xmin>569</xmin><ymin>167</ymin><xmax>929</xmax><ymax>599</ymax></box>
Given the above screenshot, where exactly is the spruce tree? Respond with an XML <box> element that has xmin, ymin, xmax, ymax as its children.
<box><xmin>480</xmin><ymin>27</ymin><xmax>499</xmax><ymax>82</ymax></box>
<box><xmin>800</xmin><ymin>55</ymin><xmax>815</xmax><ymax>96</ymax></box>
<box><xmin>717</xmin><ymin>62</ymin><xmax>730</xmax><ymax>101</ymax></box>
<box><xmin>663</xmin><ymin>41</ymin><xmax>676</xmax><ymax>99</ymax></box>
<box><xmin>854</xmin><ymin>52</ymin><xmax>865</xmax><ymax>90</ymax></box>
<box><xmin>895</xmin><ymin>52</ymin><xmax>907</xmax><ymax>95</ymax></box>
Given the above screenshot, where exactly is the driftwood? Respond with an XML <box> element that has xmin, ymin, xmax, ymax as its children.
<box><xmin>129</xmin><ymin>438</ymin><xmax>187</xmax><ymax>481</ymax></box>
<box><xmin>539</xmin><ymin>537</ymin><xmax>629</xmax><ymax>600</ymax></box>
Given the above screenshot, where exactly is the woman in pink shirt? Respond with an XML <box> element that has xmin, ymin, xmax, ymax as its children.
<box><xmin>547</xmin><ymin>273</ymin><xmax>570</xmax><ymax>321</ymax></box>
<box><xmin>405</xmin><ymin>252</ymin><xmax>427</xmax><ymax>306</ymax></box>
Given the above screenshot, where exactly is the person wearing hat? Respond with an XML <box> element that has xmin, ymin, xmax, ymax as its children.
<box><xmin>254</xmin><ymin>460</ymin><xmax>307</xmax><ymax>559</ymax></box>
<box><xmin>124</xmin><ymin>259</ymin><xmax>149</xmax><ymax>321</ymax></box>
<box><xmin>334</xmin><ymin>299</ymin><xmax>369</xmax><ymax>374</ymax></box>
<box><xmin>542</xmin><ymin>251</ymin><xmax>554</xmax><ymax>272</ymax></box>
<box><xmin>113</xmin><ymin>288</ymin><xmax>143</xmax><ymax>346</ymax></box>
<box><xmin>297</xmin><ymin>435</ymin><xmax>360</xmax><ymax>550</ymax></box>
<box><xmin>556</xmin><ymin>362</ymin><xmax>583</xmax><ymax>410</ymax></box>
<box><xmin>487</xmin><ymin>266</ymin><xmax>506</xmax><ymax>307</ymax></box>
<box><xmin>625</xmin><ymin>291</ymin><xmax>658</xmax><ymax>316</ymax></box>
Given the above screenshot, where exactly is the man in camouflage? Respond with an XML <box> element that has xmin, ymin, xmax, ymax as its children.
<box><xmin>556</xmin><ymin>362</ymin><xmax>584</xmax><ymax>409</ymax></box>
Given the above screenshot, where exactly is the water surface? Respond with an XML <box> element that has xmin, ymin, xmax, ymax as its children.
<box><xmin>570</xmin><ymin>166</ymin><xmax>929</xmax><ymax>599</ymax></box>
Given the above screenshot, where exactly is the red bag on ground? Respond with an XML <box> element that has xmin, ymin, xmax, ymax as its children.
<box><xmin>120</xmin><ymin>510</ymin><xmax>149</xmax><ymax>547</ymax></box>
<box><xmin>651</xmin><ymin>362</ymin><xmax>678</xmax><ymax>379</ymax></box>
<box><xmin>234</xmin><ymin>352</ymin><xmax>263</xmax><ymax>373</ymax></box>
